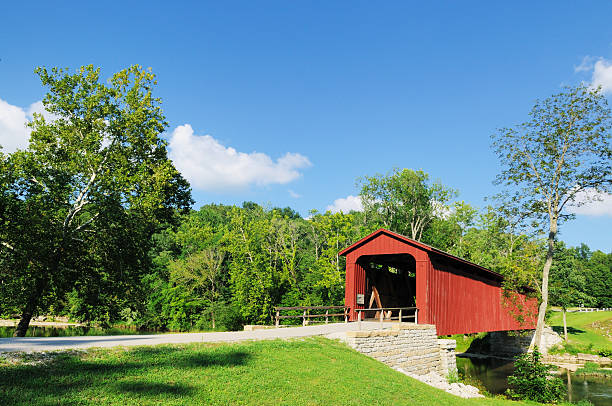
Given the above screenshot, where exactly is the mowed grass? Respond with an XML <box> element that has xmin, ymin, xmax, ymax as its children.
<box><xmin>548</xmin><ymin>311</ymin><xmax>612</xmax><ymax>352</ymax></box>
<box><xmin>0</xmin><ymin>337</ymin><xmax>532</xmax><ymax>406</ymax></box>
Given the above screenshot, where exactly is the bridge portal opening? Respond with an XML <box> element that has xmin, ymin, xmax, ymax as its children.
<box><xmin>357</xmin><ymin>253</ymin><xmax>416</xmax><ymax>319</ymax></box>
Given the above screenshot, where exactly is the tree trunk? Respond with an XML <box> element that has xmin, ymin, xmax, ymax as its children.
<box><xmin>563</xmin><ymin>308</ymin><xmax>568</xmax><ymax>341</ymax></box>
<box><xmin>530</xmin><ymin>222</ymin><xmax>557</xmax><ymax>351</ymax></box>
<box><xmin>13</xmin><ymin>308</ymin><xmax>34</xmax><ymax>338</ymax></box>
<box><xmin>13</xmin><ymin>275</ymin><xmax>49</xmax><ymax>337</ymax></box>
<box><xmin>13</xmin><ymin>290</ymin><xmax>41</xmax><ymax>337</ymax></box>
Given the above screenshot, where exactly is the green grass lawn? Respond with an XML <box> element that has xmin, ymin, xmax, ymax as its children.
<box><xmin>447</xmin><ymin>311</ymin><xmax>612</xmax><ymax>356</ymax></box>
<box><xmin>547</xmin><ymin>311</ymin><xmax>612</xmax><ymax>354</ymax></box>
<box><xmin>0</xmin><ymin>337</ymin><xmax>540</xmax><ymax>406</ymax></box>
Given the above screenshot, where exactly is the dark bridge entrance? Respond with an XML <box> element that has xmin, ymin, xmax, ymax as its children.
<box><xmin>359</xmin><ymin>254</ymin><xmax>416</xmax><ymax>315</ymax></box>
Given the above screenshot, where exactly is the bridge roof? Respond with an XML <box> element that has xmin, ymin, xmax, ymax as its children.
<box><xmin>339</xmin><ymin>228</ymin><xmax>503</xmax><ymax>280</ymax></box>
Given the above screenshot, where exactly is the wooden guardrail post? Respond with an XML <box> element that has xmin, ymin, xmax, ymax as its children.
<box><xmin>303</xmin><ymin>309</ymin><xmax>307</xmax><ymax>326</ymax></box>
<box><xmin>399</xmin><ymin>308</ymin><xmax>402</xmax><ymax>323</ymax></box>
<box><xmin>276</xmin><ymin>309</ymin><xmax>280</xmax><ymax>327</ymax></box>
<box><xmin>415</xmin><ymin>308</ymin><xmax>418</xmax><ymax>324</ymax></box>
<box><xmin>358</xmin><ymin>310</ymin><xmax>362</xmax><ymax>330</ymax></box>
<box><xmin>325</xmin><ymin>309</ymin><xmax>329</xmax><ymax>324</ymax></box>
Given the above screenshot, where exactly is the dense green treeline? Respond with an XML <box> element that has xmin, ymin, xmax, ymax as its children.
<box><xmin>73</xmin><ymin>195</ymin><xmax>610</xmax><ymax>332</ymax></box>
<box><xmin>4</xmin><ymin>171</ymin><xmax>610</xmax><ymax>332</ymax></box>
<box><xmin>135</xmin><ymin>203</ymin><xmax>373</xmax><ymax>330</ymax></box>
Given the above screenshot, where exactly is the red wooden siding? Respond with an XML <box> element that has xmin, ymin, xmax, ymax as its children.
<box><xmin>340</xmin><ymin>229</ymin><xmax>537</xmax><ymax>335</ymax></box>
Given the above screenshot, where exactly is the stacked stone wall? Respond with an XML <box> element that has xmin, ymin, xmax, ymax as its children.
<box><xmin>343</xmin><ymin>323</ymin><xmax>457</xmax><ymax>376</ymax></box>
<box><xmin>438</xmin><ymin>339</ymin><xmax>457</xmax><ymax>374</ymax></box>
<box><xmin>489</xmin><ymin>326</ymin><xmax>562</xmax><ymax>356</ymax></box>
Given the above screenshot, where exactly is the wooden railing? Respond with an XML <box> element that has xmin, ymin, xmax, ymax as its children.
<box><xmin>356</xmin><ymin>307</ymin><xmax>418</xmax><ymax>329</ymax></box>
<box><xmin>275</xmin><ymin>306</ymin><xmax>349</xmax><ymax>327</ymax></box>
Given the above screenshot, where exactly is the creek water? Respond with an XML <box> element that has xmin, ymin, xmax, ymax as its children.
<box><xmin>457</xmin><ymin>356</ymin><xmax>612</xmax><ymax>406</ymax></box>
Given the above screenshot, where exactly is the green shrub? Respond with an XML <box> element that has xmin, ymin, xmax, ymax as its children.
<box><xmin>598</xmin><ymin>347</ymin><xmax>612</xmax><ymax>358</ymax></box>
<box><xmin>506</xmin><ymin>348</ymin><xmax>566</xmax><ymax>403</ymax></box>
<box><xmin>217</xmin><ymin>302</ymin><xmax>244</xmax><ymax>331</ymax></box>
<box><xmin>446</xmin><ymin>370</ymin><xmax>460</xmax><ymax>384</ymax></box>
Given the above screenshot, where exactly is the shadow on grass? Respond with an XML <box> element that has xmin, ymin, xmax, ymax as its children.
<box><xmin>551</xmin><ymin>326</ymin><xmax>586</xmax><ymax>335</ymax></box>
<box><xmin>0</xmin><ymin>346</ymin><xmax>251</xmax><ymax>405</ymax></box>
<box><xmin>114</xmin><ymin>381</ymin><xmax>195</xmax><ymax>396</ymax></box>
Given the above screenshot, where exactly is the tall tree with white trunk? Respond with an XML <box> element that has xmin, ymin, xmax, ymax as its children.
<box><xmin>491</xmin><ymin>85</ymin><xmax>611</xmax><ymax>350</ymax></box>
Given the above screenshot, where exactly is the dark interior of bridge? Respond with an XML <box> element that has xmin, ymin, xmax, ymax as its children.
<box><xmin>357</xmin><ymin>254</ymin><xmax>416</xmax><ymax>319</ymax></box>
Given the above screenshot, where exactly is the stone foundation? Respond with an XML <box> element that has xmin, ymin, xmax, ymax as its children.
<box><xmin>438</xmin><ymin>339</ymin><xmax>457</xmax><ymax>374</ymax></box>
<box><xmin>342</xmin><ymin>323</ymin><xmax>457</xmax><ymax>376</ymax></box>
<box><xmin>489</xmin><ymin>326</ymin><xmax>562</xmax><ymax>356</ymax></box>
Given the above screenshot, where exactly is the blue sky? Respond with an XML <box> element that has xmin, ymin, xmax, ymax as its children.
<box><xmin>1</xmin><ymin>2</ymin><xmax>611</xmax><ymax>251</ymax></box>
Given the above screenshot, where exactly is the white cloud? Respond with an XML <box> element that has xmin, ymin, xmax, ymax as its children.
<box><xmin>567</xmin><ymin>188</ymin><xmax>612</xmax><ymax>217</ymax></box>
<box><xmin>591</xmin><ymin>58</ymin><xmax>612</xmax><ymax>94</ymax></box>
<box><xmin>576</xmin><ymin>56</ymin><xmax>612</xmax><ymax>95</ymax></box>
<box><xmin>432</xmin><ymin>200</ymin><xmax>452</xmax><ymax>219</ymax></box>
<box><xmin>0</xmin><ymin>98</ymin><xmax>30</xmax><ymax>152</ymax></box>
<box><xmin>326</xmin><ymin>195</ymin><xmax>363</xmax><ymax>214</ymax></box>
<box><xmin>168</xmin><ymin>124</ymin><xmax>312</xmax><ymax>191</ymax></box>
<box><xmin>0</xmin><ymin>99</ymin><xmax>58</xmax><ymax>153</ymax></box>
<box><xmin>288</xmin><ymin>189</ymin><xmax>301</xmax><ymax>198</ymax></box>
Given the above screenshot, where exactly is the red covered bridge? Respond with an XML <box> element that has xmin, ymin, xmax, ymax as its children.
<box><xmin>339</xmin><ymin>229</ymin><xmax>537</xmax><ymax>336</ymax></box>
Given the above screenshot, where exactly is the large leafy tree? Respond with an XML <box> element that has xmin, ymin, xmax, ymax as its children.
<box><xmin>0</xmin><ymin>65</ymin><xmax>191</xmax><ymax>336</ymax></box>
<box><xmin>359</xmin><ymin>168</ymin><xmax>456</xmax><ymax>241</ymax></box>
<box><xmin>491</xmin><ymin>85</ymin><xmax>611</xmax><ymax>350</ymax></box>
<box><xmin>585</xmin><ymin>250</ymin><xmax>612</xmax><ymax>308</ymax></box>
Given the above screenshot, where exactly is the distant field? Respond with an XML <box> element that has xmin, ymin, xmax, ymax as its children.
<box><xmin>548</xmin><ymin>310</ymin><xmax>612</xmax><ymax>353</ymax></box>
<box><xmin>0</xmin><ymin>337</ymin><xmax>540</xmax><ymax>406</ymax></box>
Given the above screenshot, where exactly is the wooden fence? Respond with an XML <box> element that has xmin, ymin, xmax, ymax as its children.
<box><xmin>274</xmin><ymin>306</ymin><xmax>349</xmax><ymax>327</ymax></box>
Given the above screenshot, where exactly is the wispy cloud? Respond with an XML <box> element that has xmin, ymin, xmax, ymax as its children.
<box><xmin>567</xmin><ymin>188</ymin><xmax>612</xmax><ymax>217</ymax></box>
<box><xmin>288</xmin><ymin>189</ymin><xmax>302</xmax><ymax>198</ymax></box>
<box><xmin>168</xmin><ymin>124</ymin><xmax>312</xmax><ymax>192</ymax></box>
<box><xmin>574</xmin><ymin>56</ymin><xmax>595</xmax><ymax>73</ymax></box>
<box><xmin>326</xmin><ymin>195</ymin><xmax>363</xmax><ymax>214</ymax></box>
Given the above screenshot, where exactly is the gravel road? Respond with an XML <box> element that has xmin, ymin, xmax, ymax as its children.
<box><xmin>0</xmin><ymin>321</ymin><xmax>388</xmax><ymax>353</ymax></box>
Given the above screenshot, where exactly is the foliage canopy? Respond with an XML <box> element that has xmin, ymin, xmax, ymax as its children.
<box><xmin>0</xmin><ymin>65</ymin><xmax>192</xmax><ymax>335</ymax></box>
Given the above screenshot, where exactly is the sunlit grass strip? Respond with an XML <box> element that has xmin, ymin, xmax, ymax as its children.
<box><xmin>0</xmin><ymin>337</ymin><xmax>539</xmax><ymax>406</ymax></box>
<box><xmin>548</xmin><ymin>311</ymin><xmax>612</xmax><ymax>355</ymax></box>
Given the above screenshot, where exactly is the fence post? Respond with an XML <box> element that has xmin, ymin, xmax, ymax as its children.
<box><xmin>399</xmin><ymin>308</ymin><xmax>402</xmax><ymax>324</ymax></box>
<box><xmin>303</xmin><ymin>309</ymin><xmax>307</xmax><ymax>326</ymax></box>
<box><xmin>344</xmin><ymin>307</ymin><xmax>348</xmax><ymax>323</ymax></box>
<box><xmin>276</xmin><ymin>309</ymin><xmax>280</xmax><ymax>327</ymax></box>
<box><xmin>379</xmin><ymin>309</ymin><xmax>383</xmax><ymax>329</ymax></box>
<box><xmin>414</xmin><ymin>308</ymin><xmax>418</xmax><ymax>324</ymax></box>
<box><xmin>358</xmin><ymin>310</ymin><xmax>362</xmax><ymax>330</ymax></box>
<box><xmin>325</xmin><ymin>309</ymin><xmax>329</xmax><ymax>324</ymax></box>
